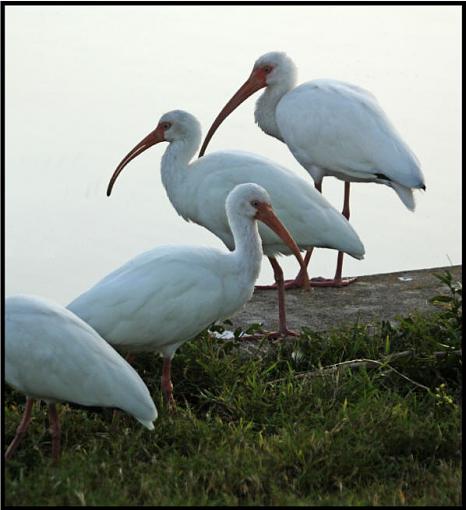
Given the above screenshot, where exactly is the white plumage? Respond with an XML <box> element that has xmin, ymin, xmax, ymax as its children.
<box><xmin>201</xmin><ymin>51</ymin><xmax>425</xmax><ymax>209</ymax></box>
<box><xmin>199</xmin><ymin>51</ymin><xmax>425</xmax><ymax>285</ymax></box>
<box><xmin>110</xmin><ymin>110</ymin><xmax>364</xmax><ymax>258</ymax></box>
<box><xmin>179</xmin><ymin>151</ymin><xmax>364</xmax><ymax>258</ymax></box>
<box><xmin>105</xmin><ymin>109</ymin><xmax>364</xmax><ymax>333</ymax></box>
<box><xmin>274</xmin><ymin>78</ymin><xmax>424</xmax><ymax>210</ymax></box>
<box><xmin>69</xmin><ymin>245</ymin><xmax>253</xmax><ymax>356</ymax></box>
<box><xmin>69</xmin><ymin>183</ymin><xmax>306</xmax><ymax>403</ymax></box>
<box><xmin>5</xmin><ymin>294</ymin><xmax>157</xmax><ymax>461</ymax></box>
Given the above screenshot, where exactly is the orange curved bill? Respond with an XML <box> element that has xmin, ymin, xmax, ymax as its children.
<box><xmin>107</xmin><ymin>126</ymin><xmax>164</xmax><ymax>196</ymax></box>
<box><xmin>198</xmin><ymin>70</ymin><xmax>266</xmax><ymax>158</ymax></box>
<box><xmin>256</xmin><ymin>203</ymin><xmax>310</xmax><ymax>290</ymax></box>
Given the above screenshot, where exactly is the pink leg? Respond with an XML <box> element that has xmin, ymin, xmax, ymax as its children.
<box><xmin>310</xmin><ymin>181</ymin><xmax>357</xmax><ymax>288</ymax></box>
<box><xmin>48</xmin><ymin>403</ymin><xmax>61</xmax><ymax>464</ymax></box>
<box><xmin>333</xmin><ymin>182</ymin><xmax>350</xmax><ymax>281</ymax></box>
<box><xmin>161</xmin><ymin>357</ymin><xmax>176</xmax><ymax>412</ymax></box>
<box><xmin>333</xmin><ymin>181</ymin><xmax>356</xmax><ymax>285</ymax></box>
<box><xmin>256</xmin><ymin>180</ymin><xmax>323</xmax><ymax>291</ymax></box>
<box><xmin>4</xmin><ymin>397</ymin><xmax>34</xmax><ymax>461</ymax></box>
<box><xmin>255</xmin><ymin>250</ymin><xmax>313</xmax><ymax>291</ymax></box>
<box><xmin>267</xmin><ymin>257</ymin><xmax>298</xmax><ymax>339</ymax></box>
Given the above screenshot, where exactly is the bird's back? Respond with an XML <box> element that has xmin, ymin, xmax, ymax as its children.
<box><xmin>187</xmin><ymin>151</ymin><xmax>364</xmax><ymax>258</ymax></box>
<box><xmin>276</xmin><ymin>79</ymin><xmax>424</xmax><ymax>190</ymax></box>
<box><xmin>6</xmin><ymin>295</ymin><xmax>157</xmax><ymax>429</ymax></box>
<box><xmin>68</xmin><ymin>245</ymin><xmax>249</xmax><ymax>355</ymax></box>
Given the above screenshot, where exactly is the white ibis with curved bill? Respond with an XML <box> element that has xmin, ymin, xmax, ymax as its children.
<box><xmin>5</xmin><ymin>294</ymin><xmax>157</xmax><ymax>463</ymax></box>
<box><xmin>68</xmin><ymin>183</ymin><xmax>308</xmax><ymax>408</ymax></box>
<box><xmin>199</xmin><ymin>51</ymin><xmax>425</xmax><ymax>287</ymax></box>
<box><xmin>106</xmin><ymin>110</ymin><xmax>365</xmax><ymax>333</ymax></box>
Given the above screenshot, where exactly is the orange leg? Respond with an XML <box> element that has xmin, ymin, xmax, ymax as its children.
<box><xmin>255</xmin><ymin>180</ymin><xmax>357</xmax><ymax>290</ymax></box>
<box><xmin>266</xmin><ymin>257</ymin><xmax>298</xmax><ymax>339</ymax></box>
<box><xmin>4</xmin><ymin>397</ymin><xmax>34</xmax><ymax>461</ymax></box>
<box><xmin>310</xmin><ymin>181</ymin><xmax>357</xmax><ymax>287</ymax></box>
<box><xmin>255</xmin><ymin>249</ymin><xmax>313</xmax><ymax>291</ymax></box>
<box><xmin>255</xmin><ymin>180</ymin><xmax>322</xmax><ymax>291</ymax></box>
<box><xmin>48</xmin><ymin>403</ymin><xmax>61</xmax><ymax>464</ymax></box>
<box><xmin>161</xmin><ymin>356</ymin><xmax>176</xmax><ymax>412</ymax></box>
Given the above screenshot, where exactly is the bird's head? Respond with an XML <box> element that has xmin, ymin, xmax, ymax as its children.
<box><xmin>106</xmin><ymin>110</ymin><xmax>201</xmax><ymax>196</ymax></box>
<box><xmin>252</xmin><ymin>51</ymin><xmax>297</xmax><ymax>88</ymax></box>
<box><xmin>226</xmin><ymin>183</ymin><xmax>274</xmax><ymax>221</ymax></box>
<box><xmin>198</xmin><ymin>51</ymin><xmax>297</xmax><ymax>157</ymax></box>
<box><xmin>226</xmin><ymin>183</ymin><xmax>309</xmax><ymax>289</ymax></box>
<box><xmin>157</xmin><ymin>110</ymin><xmax>202</xmax><ymax>143</ymax></box>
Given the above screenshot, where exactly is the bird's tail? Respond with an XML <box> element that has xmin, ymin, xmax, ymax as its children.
<box><xmin>391</xmin><ymin>182</ymin><xmax>416</xmax><ymax>211</ymax></box>
<box><xmin>136</xmin><ymin>417</ymin><xmax>156</xmax><ymax>430</ymax></box>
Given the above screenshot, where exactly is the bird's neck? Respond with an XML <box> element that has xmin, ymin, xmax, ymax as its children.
<box><xmin>254</xmin><ymin>83</ymin><xmax>292</xmax><ymax>142</ymax></box>
<box><xmin>229</xmin><ymin>215</ymin><xmax>263</xmax><ymax>285</ymax></box>
<box><xmin>160</xmin><ymin>139</ymin><xmax>198</xmax><ymax>217</ymax></box>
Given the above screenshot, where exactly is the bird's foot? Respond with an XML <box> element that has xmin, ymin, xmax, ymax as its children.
<box><xmin>162</xmin><ymin>383</ymin><xmax>177</xmax><ymax>414</ymax></box>
<box><xmin>266</xmin><ymin>329</ymin><xmax>299</xmax><ymax>340</ymax></box>
<box><xmin>310</xmin><ymin>276</ymin><xmax>357</xmax><ymax>288</ymax></box>
<box><xmin>166</xmin><ymin>395</ymin><xmax>177</xmax><ymax>414</ymax></box>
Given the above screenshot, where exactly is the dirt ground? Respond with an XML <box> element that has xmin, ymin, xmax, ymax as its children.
<box><xmin>231</xmin><ymin>265</ymin><xmax>462</xmax><ymax>333</ymax></box>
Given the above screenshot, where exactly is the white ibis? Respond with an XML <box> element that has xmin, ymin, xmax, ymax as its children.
<box><xmin>199</xmin><ymin>51</ymin><xmax>425</xmax><ymax>287</ymax></box>
<box><xmin>105</xmin><ymin>110</ymin><xmax>364</xmax><ymax>334</ymax></box>
<box><xmin>5</xmin><ymin>295</ymin><xmax>157</xmax><ymax>463</ymax></box>
<box><xmin>68</xmin><ymin>183</ymin><xmax>308</xmax><ymax>407</ymax></box>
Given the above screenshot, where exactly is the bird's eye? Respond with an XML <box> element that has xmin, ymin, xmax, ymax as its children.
<box><xmin>263</xmin><ymin>65</ymin><xmax>273</xmax><ymax>74</ymax></box>
<box><xmin>161</xmin><ymin>122</ymin><xmax>171</xmax><ymax>130</ymax></box>
<box><xmin>251</xmin><ymin>200</ymin><xmax>260</xmax><ymax>208</ymax></box>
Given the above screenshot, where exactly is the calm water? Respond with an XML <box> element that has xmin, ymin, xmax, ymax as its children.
<box><xmin>5</xmin><ymin>5</ymin><xmax>462</xmax><ymax>304</ymax></box>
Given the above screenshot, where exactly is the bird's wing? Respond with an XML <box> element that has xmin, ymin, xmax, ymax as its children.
<box><xmin>276</xmin><ymin>79</ymin><xmax>424</xmax><ymax>188</ymax></box>
<box><xmin>67</xmin><ymin>246</ymin><xmax>228</xmax><ymax>350</ymax></box>
<box><xmin>187</xmin><ymin>151</ymin><xmax>364</xmax><ymax>256</ymax></box>
<box><xmin>5</xmin><ymin>295</ymin><xmax>157</xmax><ymax>425</ymax></box>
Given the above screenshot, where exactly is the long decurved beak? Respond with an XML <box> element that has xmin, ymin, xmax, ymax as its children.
<box><xmin>107</xmin><ymin>126</ymin><xmax>165</xmax><ymax>197</ymax></box>
<box><xmin>198</xmin><ymin>69</ymin><xmax>266</xmax><ymax>158</ymax></box>
<box><xmin>256</xmin><ymin>204</ymin><xmax>310</xmax><ymax>290</ymax></box>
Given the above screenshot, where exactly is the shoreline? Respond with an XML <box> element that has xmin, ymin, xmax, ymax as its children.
<box><xmin>232</xmin><ymin>265</ymin><xmax>462</xmax><ymax>333</ymax></box>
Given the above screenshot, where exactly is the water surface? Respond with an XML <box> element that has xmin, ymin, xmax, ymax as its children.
<box><xmin>5</xmin><ymin>5</ymin><xmax>462</xmax><ymax>304</ymax></box>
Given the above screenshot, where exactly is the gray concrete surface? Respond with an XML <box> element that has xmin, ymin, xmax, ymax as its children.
<box><xmin>231</xmin><ymin>265</ymin><xmax>462</xmax><ymax>333</ymax></box>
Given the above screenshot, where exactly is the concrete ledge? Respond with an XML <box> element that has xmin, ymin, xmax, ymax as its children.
<box><xmin>232</xmin><ymin>265</ymin><xmax>462</xmax><ymax>333</ymax></box>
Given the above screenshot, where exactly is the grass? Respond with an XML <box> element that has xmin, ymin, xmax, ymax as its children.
<box><xmin>4</xmin><ymin>271</ymin><xmax>462</xmax><ymax>505</ymax></box>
